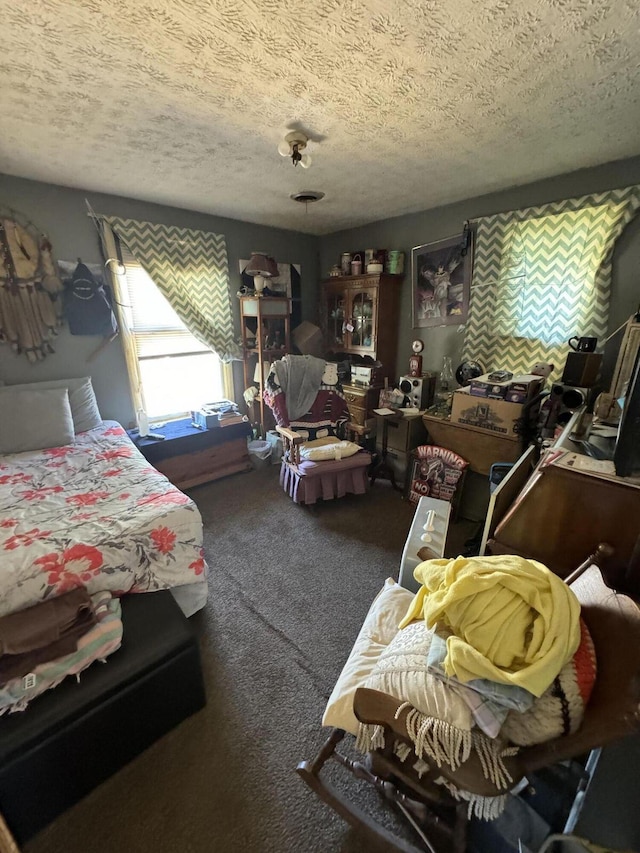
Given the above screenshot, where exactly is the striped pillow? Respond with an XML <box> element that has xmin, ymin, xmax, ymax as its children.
<box><xmin>501</xmin><ymin>618</ymin><xmax>597</xmax><ymax>746</ymax></box>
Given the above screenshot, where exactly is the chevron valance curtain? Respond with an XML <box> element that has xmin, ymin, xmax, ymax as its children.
<box><xmin>103</xmin><ymin>216</ymin><xmax>239</xmax><ymax>361</ymax></box>
<box><xmin>462</xmin><ymin>185</ymin><xmax>640</xmax><ymax>378</ymax></box>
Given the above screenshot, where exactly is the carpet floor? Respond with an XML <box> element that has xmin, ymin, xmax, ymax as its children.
<box><xmin>24</xmin><ymin>465</ymin><xmax>477</xmax><ymax>853</ymax></box>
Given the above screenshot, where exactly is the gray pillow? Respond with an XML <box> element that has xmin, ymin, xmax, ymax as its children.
<box><xmin>0</xmin><ymin>388</ymin><xmax>75</xmax><ymax>455</ymax></box>
<box><xmin>0</xmin><ymin>377</ymin><xmax>102</xmax><ymax>433</ymax></box>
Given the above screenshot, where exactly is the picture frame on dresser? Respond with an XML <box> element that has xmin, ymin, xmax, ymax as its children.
<box><xmin>411</xmin><ymin>230</ymin><xmax>473</xmax><ymax>328</ymax></box>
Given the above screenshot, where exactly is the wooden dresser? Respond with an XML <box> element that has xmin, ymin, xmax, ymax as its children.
<box><xmin>489</xmin><ymin>450</ymin><xmax>640</xmax><ymax>578</ymax></box>
<box><xmin>341</xmin><ymin>383</ymin><xmax>380</xmax><ymax>427</ymax></box>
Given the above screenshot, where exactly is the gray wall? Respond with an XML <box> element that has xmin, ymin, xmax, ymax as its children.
<box><xmin>3</xmin><ymin>157</ymin><xmax>639</xmax><ymax>428</ymax></box>
<box><xmin>0</xmin><ymin>174</ymin><xmax>319</xmax><ymax>426</ymax></box>
<box><xmin>319</xmin><ymin>155</ymin><xmax>640</xmax><ymax>385</ymax></box>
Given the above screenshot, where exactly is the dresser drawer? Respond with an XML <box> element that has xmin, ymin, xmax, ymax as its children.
<box><xmin>347</xmin><ymin>403</ymin><xmax>367</xmax><ymax>425</ymax></box>
<box><xmin>343</xmin><ymin>387</ymin><xmax>367</xmax><ymax>407</ymax></box>
<box><xmin>154</xmin><ymin>438</ymin><xmax>251</xmax><ymax>489</ymax></box>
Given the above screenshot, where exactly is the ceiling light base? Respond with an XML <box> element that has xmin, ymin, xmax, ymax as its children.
<box><xmin>278</xmin><ymin>131</ymin><xmax>311</xmax><ymax>167</ymax></box>
<box><xmin>283</xmin><ymin>131</ymin><xmax>307</xmax><ymax>152</ymax></box>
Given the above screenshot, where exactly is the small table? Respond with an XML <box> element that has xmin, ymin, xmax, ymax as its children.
<box><xmin>129</xmin><ymin>417</ymin><xmax>252</xmax><ymax>489</ymax></box>
<box><xmin>370</xmin><ymin>411</ymin><xmax>401</xmax><ymax>490</ymax></box>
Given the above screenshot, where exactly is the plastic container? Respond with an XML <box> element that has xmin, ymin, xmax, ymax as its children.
<box><xmin>247</xmin><ymin>439</ymin><xmax>271</xmax><ymax>469</ymax></box>
<box><xmin>136</xmin><ymin>408</ymin><xmax>149</xmax><ymax>437</ymax></box>
<box><xmin>266</xmin><ymin>430</ymin><xmax>283</xmax><ymax>465</ymax></box>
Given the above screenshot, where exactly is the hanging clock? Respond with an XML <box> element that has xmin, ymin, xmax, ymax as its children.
<box><xmin>409</xmin><ymin>339</ymin><xmax>424</xmax><ymax>377</ymax></box>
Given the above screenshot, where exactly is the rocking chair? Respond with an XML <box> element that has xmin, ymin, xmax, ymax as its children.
<box><xmin>264</xmin><ymin>355</ymin><xmax>371</xmax><ymax>506</ymax></box>
<box><xmin>297</xmin><ymin>544</ymin><xmax>640</xmax><ymax>852</ymax></box>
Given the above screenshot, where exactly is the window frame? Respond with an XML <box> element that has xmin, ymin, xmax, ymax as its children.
<box><xmin>112</xmin><ymin>249</ymin><xmax>228</xmax><ymax>423</ymax></box>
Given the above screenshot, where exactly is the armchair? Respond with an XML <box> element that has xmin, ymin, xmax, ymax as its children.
<box><xmin>297</xmin><ymin>544</ymin><xmax>640</xmax><ymax>852</ymax></box>
<box><xmin>264</xmin><ymin>355</ymin><xmax>371</xmax><ymax>505</ymax></box>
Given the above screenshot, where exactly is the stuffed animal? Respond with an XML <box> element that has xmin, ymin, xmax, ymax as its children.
<box><xmin>531</xmin><ymin>362</ymin><xmax>554</xmax><ymax>379</ymax></box>
<box><xmin>322</xmin><ymin>361</ymin><xmax>339</xmax><ymax>386</ymax></box>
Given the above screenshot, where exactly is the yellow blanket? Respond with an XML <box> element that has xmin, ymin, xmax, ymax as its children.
<box><xmin>399</xmin><ymin>555</ymin><xmax>581</xmax><ymax>697</ymax></box>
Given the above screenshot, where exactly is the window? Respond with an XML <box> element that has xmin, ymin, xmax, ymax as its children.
<box><xmin>494</xmin><ymin>205</ymin><xmax>615</xmax><ymax>346</ymax></box>
<box><xmin>462</xmin><ymin>187</ymin><xmax>640</xmax><ymax>379</ymax></box>
<box><xmin>118</xmin><ymin>253</ymin><xmax>224</xmax><ymax>420</ymax></box>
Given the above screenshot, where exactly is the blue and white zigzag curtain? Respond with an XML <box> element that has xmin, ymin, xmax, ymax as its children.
<box><xmin>462</xmin><ymin>186</ymin><xmax>640</xmax><ymax>378</ymax></box>
<box><xmin>104</xmin><ymin>216</ymin><xmax>239</xmax><ymax>361</ymax></box>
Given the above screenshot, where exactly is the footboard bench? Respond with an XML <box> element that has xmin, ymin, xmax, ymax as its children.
<box><xmin>0</xmin><ymin>590</ymin><xmax>206</xmax><ymax>843</ymax></box>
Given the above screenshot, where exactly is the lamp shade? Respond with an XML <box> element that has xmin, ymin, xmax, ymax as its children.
<box><xmin>246</xmin><ymin>253</ymin><xmax>276</xmax><ymax>278</ymax></box>
<box><xmin>266</xmin><ymin>256</ymin><xmax>279</xmax><ymax>277</ymax></box>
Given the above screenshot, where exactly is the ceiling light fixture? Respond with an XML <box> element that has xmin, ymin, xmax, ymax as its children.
<box><xmin>278</xmin><ymin>131</ymin><xmax>312</xmax><ymax>169</ymax></box>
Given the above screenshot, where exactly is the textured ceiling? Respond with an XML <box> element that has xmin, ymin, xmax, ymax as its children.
<box><xmin>1</xmin><ymin>0</ymin><xmax>639</xmax><ymax>235</ymax></box>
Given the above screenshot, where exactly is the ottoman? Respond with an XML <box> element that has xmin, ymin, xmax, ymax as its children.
<box><xmin>0</xmin><ymin>590</ymin><xmax>206</xmax><ymax>843</ymax></box>
<box><xmin>280</xmin><ymin>453</ymin><xmax>370</xmax><ymax>505</ymax></box>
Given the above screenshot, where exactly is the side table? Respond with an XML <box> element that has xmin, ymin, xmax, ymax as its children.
<box><xmin>370</xmin><ymin>411</ymin><xmax>401</xmax><ymax>491</ymax></box>
<box><xmin>375</xmin><ymin>410</ymin><xmax>428</xmax><ymax>482</ymax></box>
<box><xmin>129</xmin><ymin>417</ymin><xmax>252</xmax><ymax>490</ymax></box>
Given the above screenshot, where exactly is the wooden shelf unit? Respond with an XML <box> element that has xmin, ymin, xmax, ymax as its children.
<box><xmin>240</xmin><ymin>296</ymin><xmax>291</xmax><ymax>435</ymax></box>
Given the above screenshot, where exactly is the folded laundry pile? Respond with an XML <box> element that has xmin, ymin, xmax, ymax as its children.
<box><xmin>325</xmin><ymin>555</ymin><xmax>597</xmax><ymax>822</ymax></box>
<box><xmin>0</xmin><ymin>588</ymin><xmax>123</xmax><ymax>714</ymax></box>
<box><xmin>400</xmin><ymin>554</ymin><xmax>582</xmax><ymax>697</ymax></box>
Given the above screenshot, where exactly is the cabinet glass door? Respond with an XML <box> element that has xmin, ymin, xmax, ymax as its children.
<box><xmin>349</xmin><ymin>288</ymin><xmax>376</xmax><ymax>352</ymax></box>
<box><xmin>325</xmin><ymin>291</ymin><xmax>346</xmax><ymax>347</ymax></box>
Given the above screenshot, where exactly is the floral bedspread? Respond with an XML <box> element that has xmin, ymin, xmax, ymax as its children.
<box><xmin>0</xmin><ymin>421</ymin><xmax>207</xmax><ymax>617</ymax></box>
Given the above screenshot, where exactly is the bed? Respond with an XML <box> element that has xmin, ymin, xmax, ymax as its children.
<box><xmin>0</xmin><ymin>420</ymin><xmax>208</xmax><ymax>618</ymax></box>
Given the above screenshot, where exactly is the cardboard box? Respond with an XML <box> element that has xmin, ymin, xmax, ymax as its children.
<box><xmin>470</xmin><ymin>373</ymin><xmax>543</xmax><ymax>402</ymax></box>
<box><xmin>292</xmin><ymin>321</ymin><xmax>324</xmax><ymax>357</ymax></box>
<box><xmin>504</xmin><ymin>374</ymin><xmax>544</xmax><ymax>403</ymax></box>
<box><xmin>469</xmin><ymin>374</ymin><xmax>511</xmax><ymax>399</ymax></box>
<box><xmin>451</xmin><ymin>388</ymin><xmax>525</xmax><ymax>438</ymax></box>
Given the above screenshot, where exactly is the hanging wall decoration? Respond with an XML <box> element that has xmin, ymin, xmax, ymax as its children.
<box><xmin>411</xmin><ymin>225</ymin><xmax>474</xmax><ymax>329</ymax></box>
<box><xmin>58</xmin><ymin>260</ymin><xmax>118</xmax><ymax>337</ymax></box>
<box><xmin>0</xmin><ymin>217</ymin><xmax>64</xmax><ymax>362</ymax></box>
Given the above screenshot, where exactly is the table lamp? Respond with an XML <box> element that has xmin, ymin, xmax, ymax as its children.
<box><xmin>246</xmin><ymin>253</ymin><xmax>278</xmax><ymax>296</ymax></box>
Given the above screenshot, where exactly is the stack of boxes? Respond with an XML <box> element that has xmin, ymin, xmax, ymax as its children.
<box><xmin>450</xmin><ymin>374</ymin><xmax>543</xmax><ymax>438</ymax></box>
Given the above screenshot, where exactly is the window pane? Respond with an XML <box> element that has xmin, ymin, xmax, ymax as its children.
<box><xmin>135</xmin><ymin>331</ymin><xmax>209</xmax><ymax>359</ymax></box>
<box><xmin>140</xmin><ymin>352</ymin><xmax>224</xmax><ymax>420</ymax></box>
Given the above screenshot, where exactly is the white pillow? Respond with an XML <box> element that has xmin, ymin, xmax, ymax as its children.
<box><xmin>300</xmin><ymin>437</ymin><xmax>362</xmax><ymax>461</ymax></box>
<box><xmin>323</xmin><ymin>579</ymin><xmax>415</xmax><ymax>734</ymax></box>
<box><xmin>0</xmin><ymin>388</ymin><xmax>75</xmax><ymax>454</ymax></box>
<box><xmin>0</xmin><ymin>377</ymin><xmax>102</xmax><ymax>433</ymax></box>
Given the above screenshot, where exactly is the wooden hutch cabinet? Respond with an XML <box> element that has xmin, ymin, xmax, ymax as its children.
<box><xmin>320</xmin><ymin>273</ymin><xmax>403</xmax><ymax>424</ymax></box>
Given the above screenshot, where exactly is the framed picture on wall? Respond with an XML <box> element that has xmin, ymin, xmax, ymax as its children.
<box><xmin>411</xmin><ymin>230</ymin><xmax>473</xmax><ymax>328</ymax></box>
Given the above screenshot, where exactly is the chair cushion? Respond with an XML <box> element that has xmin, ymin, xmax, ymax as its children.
<box><xmin>296</xmin><ymin>452</ymin><xmax>370</xmax><ymax>476</ymax></box>
<box><xmin>323</xmin><ymin>578</ymin><xmax>414</xmax><ymax>735</ymax></box>
<box><xmin>300</xmin><ymin>437</ymin><xmax>363</xmax><ymax>461</ymax></box>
